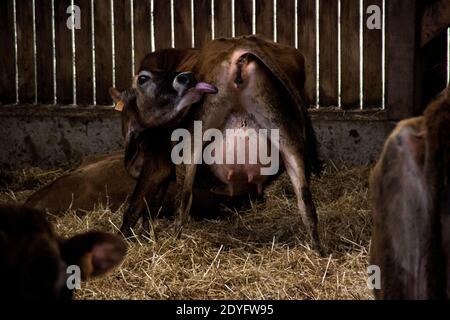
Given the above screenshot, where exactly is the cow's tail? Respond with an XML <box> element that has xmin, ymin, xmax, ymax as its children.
<box><xmin>304</xmin><ymin>109</ymin><xmax>323</xmax><ymax>178</ymax></box>
<box><xmin>242</xmin><ymin>44</ymin><xmax>323</xmax><ymax>178</ymax></box>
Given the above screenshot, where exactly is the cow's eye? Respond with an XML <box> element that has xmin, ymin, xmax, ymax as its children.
<box><xmin>138</xmin><ymin>75</ymin><xmax>151</xmax><ymax>85</ymax></box>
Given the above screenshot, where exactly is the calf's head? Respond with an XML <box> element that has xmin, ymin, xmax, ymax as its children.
<box><xmin>0</xmin><ymin>205</ymin><xmax>127</xmax><ymax>300</ymax></box>
<box><xmin>133</xmin><ymin>69</ymin><xmax>217</xmax><ymax>128</ymax></box>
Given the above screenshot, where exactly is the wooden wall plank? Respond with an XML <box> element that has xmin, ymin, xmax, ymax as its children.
<box><xmin>174</xmin><ymin>0</ymin><xmax>192</xmax><ymax>48</ymax></box>
<box><xmin>235</xmin><ymin>0</ymin><xmax>252</xmax><ymax>36</ymax></box>
<box><xmin>0</xmin><ymin>0</ymin><xmax>17</xmax><ymax>104</ymax></box>
<box><xmin>35</xmin><ymin>0</ymin><xmax>54</xmax><ymax>104</ymax></box>
<box><xmin>16</xmin><ymin>0</ymin><xmax>35</xmax><ymax>103</ymax></box>
<box><xmin>154</xmin><ymin>0</ymin><xmax>172</xmax><ymax>49</ymax></box>
<box><xmin>255</xmin><ymin>0</ymin><xmax>273</xmax><ymax>40</ymax></box>
<box><xmin>363</xmin><ymin>0</ymin><xmax>382</xmax><ymax>108</ymax></box>
<box><xmin>277</xmin><ymin>0</ymin><xmax>295</xmax><ymax>46</ymax></box>
<box><xmin>75</xmin><ymin>0</ymin><xmax>93</xmax><ymax>105</ymax></box>
<box><xmin>194</xmin><ymin>0</ymin><xmax>212</xmax><ymax>47</ymax></box>
<box><xmin>420</xmin><ymin>31</ymin><xmax>448</xmax><ymax>112</ymax></box>
<box><xmin>298</xmin><ymin>0</ymin><xmax>317</xmax><ymax>107</ymax></box>
<box><xmin>214</xmin><ymin>0</ymin><xmax>232</xmax><ymax>38</ymax></box>
<box><xmin>341</xmin><ymin>0</ymin><xmax>360</xmax><ymax>109</ymax></box>
<box><xmin>94</xmin><ymin>0</ymin><xmax>113</xmax><ymax>105</ymax></box>
<box><xmin>319</xmin><ymin>0</ymin><xmax>338</xmax><ymax>106</ymax></box>
<box><xmin>386</xmin><ymin>0</ymin><xmax>421</xmax><ymax>120</ymax></box>
<box><xmin>133</xmin><ymin>0</ymin><xmax>151</xmax><ymax>72</ymax></box>
<box><xmin>114</xmin><ymin>0</ymin><xmax>132</xmax><ymax>90</ymax></box>
<box><xmin>54</xmin><ymin>0</ymin><xmax>74</xmax><ymax>104</ymax></box>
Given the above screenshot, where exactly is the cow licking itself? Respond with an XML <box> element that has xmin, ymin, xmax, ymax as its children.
<box><xmin>0</xmin><ymin>205</ymin><xmax>127</xmax><ymax>300</ymax></box>
<box><xmin>24</xmin><ymin>84</ymin><xmax>219</xmax><ymax>219</ymax></box>
<box><xmin>370</xmin><ymin>86</ymin><xmax>450</xmax><ymax>299</ymax></box>
<box><xmin>121</xmin><ymin>35</ymin><xmax>324</xmax><ymax>254</ymax></box>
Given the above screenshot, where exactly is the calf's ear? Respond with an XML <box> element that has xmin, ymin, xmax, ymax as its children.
<box><xmin>109</xmin><ymin>87</ymin><xmax>125</xmax><ymax>111</ymax></box>
<box><xmin>60</xmin><ymin>231</ymin><xmax>127</xmax><ymax>280</ymax></box>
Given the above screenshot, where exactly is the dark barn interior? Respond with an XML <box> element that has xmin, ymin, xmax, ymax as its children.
<box><xmin>1</xmin><ymin>0</ymin><xmax>448</xmax><ymax>167</ymax></box>
<box><xmin>0</xmin><ymin>0</ymin><xmax>449</xmax><ymax>300</ymax></box>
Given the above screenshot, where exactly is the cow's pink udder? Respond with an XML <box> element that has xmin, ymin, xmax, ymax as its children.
<box><xmin>209</xmin><ymin>112</ymin><xmax>272</xmax><ymax>197</ymax></box>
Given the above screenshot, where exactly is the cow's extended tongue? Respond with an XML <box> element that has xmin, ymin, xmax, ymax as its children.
<box><xmin>195</xmin><ymin>82</ymin><xmax>218</xmax><ymax>94</ymax></box>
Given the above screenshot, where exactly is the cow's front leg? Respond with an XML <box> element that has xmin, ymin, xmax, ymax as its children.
<box><xmin>175</xmin><ymin>151</ymin><xmax>200</xmax><ymax>238</ymax></box>
<box><xmin>280</xmin><ymin>145</ymin><xmax>324</xmax><ymax>256</ymax></box>
<box><xmin>120</xmin><ymin>158</ymin><xmax>173</xmax><ymax>238</ymax></box>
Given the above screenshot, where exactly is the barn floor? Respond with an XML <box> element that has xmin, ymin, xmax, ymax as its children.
<box><xmin>0</xmin><ymin>163</ymin><xmax>373</xmax><ymax>300</ymax></box>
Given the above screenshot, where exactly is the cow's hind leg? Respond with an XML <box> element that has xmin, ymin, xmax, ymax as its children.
<box><xmin>234</xmin><ymin>52</ymin><xmax>324</xmax><ymax>255</ymax></box>
<box><xmin>281</xmin><ymin>147</ymin><xmax>324</xmax><ymax>255</ymax></box>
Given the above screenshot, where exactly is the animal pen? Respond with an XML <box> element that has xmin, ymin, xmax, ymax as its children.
<box><xmin>0</xmin><ymin>0</ymin><xmax>449</xmax><ymax>167</ymax></box>
<box><xmin>0</xmin><ymin>0</ymin><xmax>449</xmax><ymax>302</ymax></box>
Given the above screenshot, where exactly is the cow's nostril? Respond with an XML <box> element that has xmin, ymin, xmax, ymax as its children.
<box><xmin>138</xmin><ymin>75</ymin><xmax>151</xmax><ymax>85</ymax></box>
<box><xmin>176</xmin><ymin>72</ymin><xmax>193</xmax><ymax>86</ymax></box>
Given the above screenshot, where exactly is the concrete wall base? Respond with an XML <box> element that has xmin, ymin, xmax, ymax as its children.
<box><xmin>0</xmin><ymin>106</ymin><xmax>396</xmax><ymax>168</ymax></box>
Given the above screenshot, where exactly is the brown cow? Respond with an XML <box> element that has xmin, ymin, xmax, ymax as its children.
<box><xmin>25</xmin><ymin>82</ymin><xmax>219</xmax><ymax>219</ymax></box>
<box><xmin>0</xmin><ymin>205</ymin><xmax>126</xmax><ymax>300</ymax></box>
<box><xmin>370</xmin><ymin>85</ymin><xmax>450</xmax><ymax>299</ymax></box>
<box><xmin>122</xmin><ymin>35</ymin><xmax>323</xmax><ymax>253</ymax></box>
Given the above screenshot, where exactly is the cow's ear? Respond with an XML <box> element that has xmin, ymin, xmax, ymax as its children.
<box><xmin>109</xmin><ymin>87</ymin><xmax>125</xmax><ymax>111</ymax></box>
<box><xmin>60</xmin><ymin>231</ymin><xmax>127</xmax><ymax>280</ymax></box>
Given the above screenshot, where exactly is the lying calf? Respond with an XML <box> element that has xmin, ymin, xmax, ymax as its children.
<box><xmin>0</xmin><ymin>205</ymin><xmax>126</xmax><ymax>300</ymax></box>
<box><xmin>25</xmin><ymin>150</ymin><xmax>136</xmax><ymax>215</ymax></box>
<box><xmin>370</xmin><ymin>85</ymin><xmax>450</xmax><ymax>299</ymax></box>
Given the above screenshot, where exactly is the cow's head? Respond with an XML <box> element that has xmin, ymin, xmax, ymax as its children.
<box><xmin>110</xmin><ymin>87</ymin><xmax>146</xmax><ymax>179</ymax></box>
<box><xmin>132</xmin><ymin>70</ymin><xmax>217</xmax><ymax>128</ymax></box>
<box><xmin>0</xmin><ymin>205</ymin><xmax>127</xmax><ymax>300</ymax></box>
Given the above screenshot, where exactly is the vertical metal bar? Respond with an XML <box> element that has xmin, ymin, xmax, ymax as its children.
<box><xmin>111</xmin><ymin>0</ymin><xmax>115</xmax><ymax>88</ymax></box>
<box><xmin>71</xmin><ymin>0</ymin><xmax>76</xmax><ymax>105</ymax></box>
<box><xmin>359</xmin><ymin>0</ymin><xmax>363</xmax><ymax>109</ymax></box>
<box><xmin>273</xmin><ymin>0</ymin><xmax>277</xmax><ymax>42</ymax></box>
<box><xmin>337</xmin><ymin>0</ymin><xmax>341</xmax><ymax>108</ymax></box>
<box><xmin>32</xmin><ymin>0</ymin><xmax>37</xmax><ymax>104</ymax></box>
<box><xmin>232</xmin><ymin>0</ymin><xmax>235</xmax><ymax>37</ymax></box>
<box><xmin>382</xmin><ymin>0</ymin><xmax>386</xmax><ymax>109</ymax></box>
<box><xmin>170</xmin><ymin>0</ymin><xmax>174</xmax><ymax>47</ymax></box>
<box><xmin>91</xmin><ymin>0</ymin><xmax>96</xmax><ymax>104</ymax></box>
<box><xmin>131</xmin><ymin>0</ymin><xmax>135</xmax><ymax>75</ymax></box>
<box><xmin>13</xmin><ymin>0</ymin><xmax>19</xmax><ymax>103</ymax></box>
<box><xmin>151</xmin><ymin>0</ymin><xmax>155</xmax><ymax>52</ymax></box>
<box><xmin>315</xmin><ymin>0</ymin><xmax>319</xmax><ymax>108</ymax></box>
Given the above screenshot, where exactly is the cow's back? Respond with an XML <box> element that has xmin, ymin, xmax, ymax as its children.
<box><xmin>25</xmin><ymin>151</ymin><xmax>136</xmax><ymax>214</ymax></box>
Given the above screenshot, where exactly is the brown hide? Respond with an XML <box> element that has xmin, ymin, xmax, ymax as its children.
<box><xmin>25</xmin><ymin>151</ymin><xmax>135</xmax><ymax>215</ymax></box>
<box><xmin>124</xmin><ymin>35</ymin><xmax>322</xmax><ymax>253</ymax></box>
<box><xmin>138</xmin><ymin>48</ymin><xmax>199</xmax><ymax>74</ymax></box>
<box><xmin>192</xmin><ymin>35</ymin><xmax>320</xmax><ymax>176</ymax></box>
<box><xmin>370</xmin><ymin>86</ymin><xmax>450</xmax><ymax>299</ymax></box>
